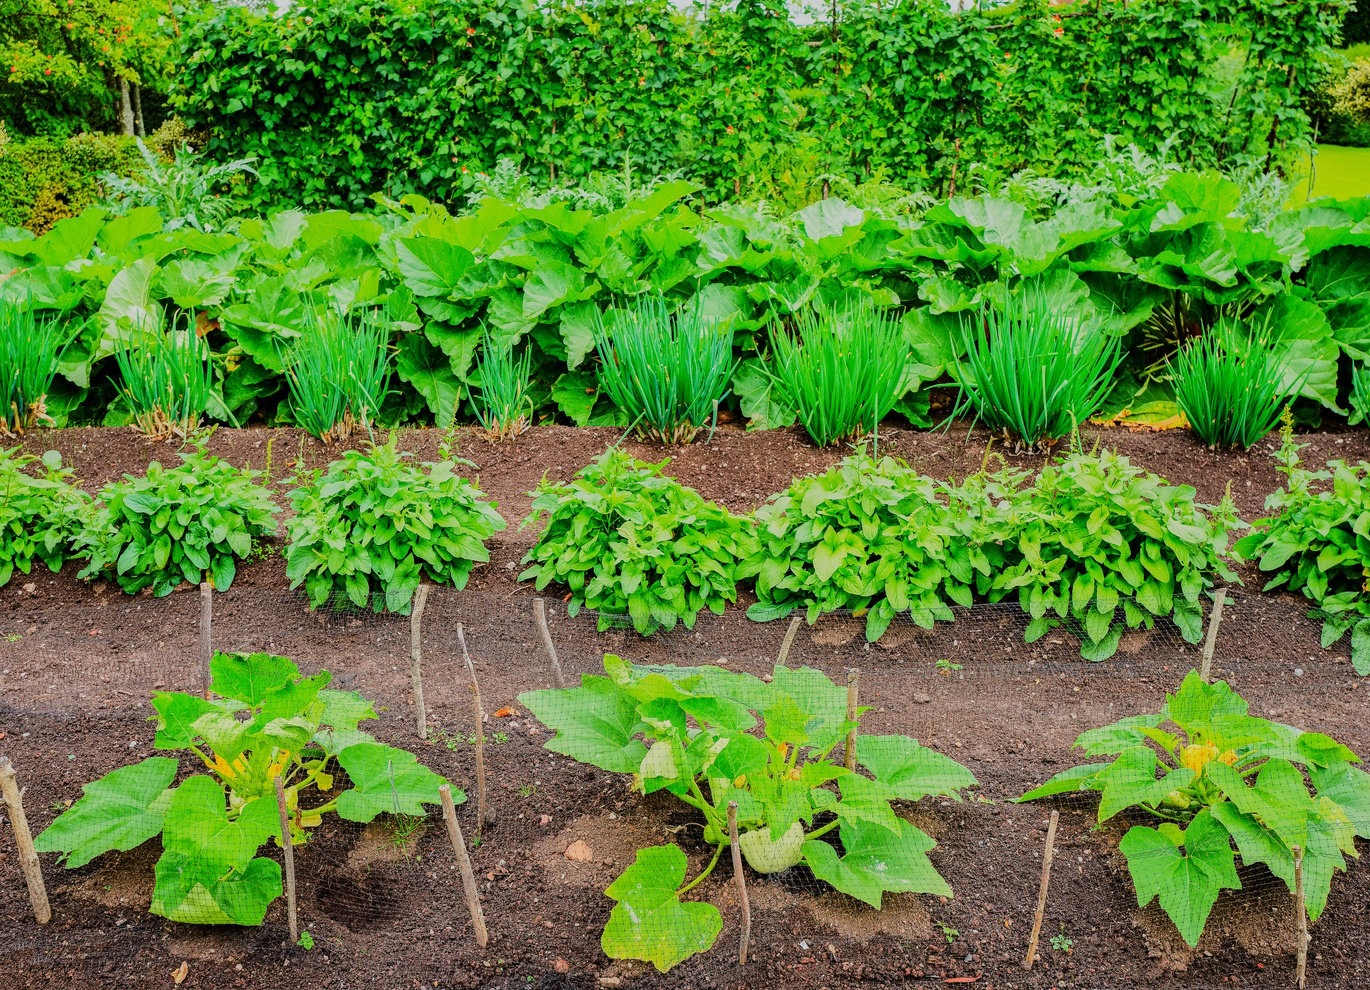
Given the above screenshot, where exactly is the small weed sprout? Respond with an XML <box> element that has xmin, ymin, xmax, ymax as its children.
<box><xmin>1050</xmin><ymin>926</ymin><xmax>1074</xmax><ymax>953</ymax></box>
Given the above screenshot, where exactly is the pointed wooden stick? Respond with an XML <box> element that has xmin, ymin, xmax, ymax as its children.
<box><xmin>1294</xmin><ymin>844</ymin><xmax>1308</xmax><ymax>989</ymax></box>
<box><xmin>0</xmin><ymin>757</ymin><xmax>50</xmax><ymax>924</ymax></box>
<box><xmin>440</xmin><ymin>783</ymin><xmax>489</xmax><ymax>947</ymax></box>
<box><xmin>1022</xmin><ymin>810</ymin><xmax>1060</xmax><ymax>970</ymax></box>
<box><xmin>1199</xmin><ymin>587</ymin><xmax>1227</xmax><ymax>683</ymax></box>
<box><xmin>457</xmin><ymin>622</ymin><xmax>491</xmax><ymax>834</ymax></box>
<box><xmin>409</xmin><ymin>584</ymin><xmax>431</xmax><ymax>739</ymax></box>
<box><xmin>844</xmin><ymin>668</ymin><xmax>860</xmax><ymax>771</ymax></box>
<box><xmin>728</xmin><ymin>801</ymin><xmax>750</xmax><ymax>966</ymax></box>
<box><xmin>534</xmin><ymin>598</ymin><xmax>566</xmax><ymax>688</ymax></box>
<box><xmin>272</xmin><ymin>775</ymin><xmax>298</xmax><ymax>944</ymax></box>
<box><xmin>776</xmin><ymin>615</ymin><xmax>802</xmax><ymax>666</ymax></box>
<box><xmin>199</xmin><ymin>581</ymin><xmax>213</xmax><ymax>698</ymax></box>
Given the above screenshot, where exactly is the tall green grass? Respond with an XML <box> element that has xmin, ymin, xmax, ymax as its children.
<box><xmin>282</xmin><ymin>305</ymin><xmax>392</xmax><ymax>441</ymax></box>
<box><xmin>766</xmin><ymin>299</ymin><xmax>908</xmax><ymax>447</ymax></box>
<box><xmin>470</xmin><ymin>330</ymin><xmax>535</xmax><ymax>440</ymax></box>
<box><xmin>593</xmin><ymin>297</ymin><xmax>735</xmax><ymax>443</ymax></box>
<box><xmin>1168</xmin><ymin>319</ymin><xmax>1298</xmax><ymax>448</ymax></box>
<box><xmin>114</xmin><ymin>319</ymin><xmax>214</xmax><ymax>440</ymax></box>
<box><xmin>1</xmin><ymin>299</ymin><xmax>69</xmax><ymax>435</ymax></box>
<box><xmin>1351</xmin><ymin>361</ymin><xmax>1370</xmax><ymax>427</ymax></box>
<box><xmin>952</xmin><ymin>285</ymin><xmax>1120</xmax><ymax>449</ymax></box>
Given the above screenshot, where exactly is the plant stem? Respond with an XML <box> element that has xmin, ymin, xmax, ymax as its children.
<box><xmin>804</xmin><ymin>817</ymin><xmax>840</xmax><ymax>842</ymax></box>
<box><xmin>678</xmin><ymin>841</ymin><xmax>724</xmax><ymax>897</ymax></box>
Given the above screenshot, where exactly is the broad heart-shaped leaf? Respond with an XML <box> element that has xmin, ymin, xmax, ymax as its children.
<box><xmin>1163</xmin><ymin>670</ymin><xmax>1248</xmax><ymax>730</ymax></box>
<box><xmin>209</xmin><ymin>652</ymin><xmax>302</xmax><ymax>707</ymax></box>
<box><xmin>334</xmin><ymin>743</ymin><xmax>449</xmax><ymax>822</ymax></box>
<box><xmin>1095</xmin><ymin>747</ymin><xmax>1195</xmax><ymax>822</ymax></box>
<box><xmin>397</xmin><ymin>332</ymin><xmax>462</xmax><ymax>426</ymax></box>
<box><xmin>161</xmin><ymin>776</ymin><xmax>280</xmax><ymax>873</ymax></box>
<box><xmin>34</xmin><ymin>757</ymin><xmax>178</xmax><ymax>868</ymax></box>
<box><xmin>1119</xmin><ymin>810</ymin><xmax>1240</xmax><ymax>948</ymax></box>
<box><xmin>856</xmin><ymin>735</ymin><xmax>977</xmax><ymax>801</ymax></box>
<box><xmin>519</xmin><ymin>675</ymin><xmax>650</xmax><ymax>773</ymax></box>
<box><xmin>765</xmin><ymin>665</ymin><xmax>852</xmax><ymax>755</ymax></box>
<box><xmin>314</xmin><ymin>689</ymin><xmax>377</xmax><ymax>753</ymax></box>
<box><xmin>602</xmin><ymin>845</ymin><xmax>722</xmax><ymax>973</ymax></box>
<box><xmin>1018</xmin><ymin>762</ymin><xmax>1111</xmax><ymax>802</ymax></box>
<box><xmin>802</xmin><ymin>818</ymin><xmax>951</xmax><ymax>908</ymax></box>
<box><xmin>151</xmin><ymin>692</ymin><xmax>223</xmax><ymax>750</ymax></box>
<box><xmin>151</xmin><ymin>852</ymin><xmax>282</xmax><ymax>925</ymax></box>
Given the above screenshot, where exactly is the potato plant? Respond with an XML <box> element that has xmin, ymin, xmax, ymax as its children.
<box><xmin>992</xmin><ymin>449</ymin><xmax>1241</xmax><ymax>661</ymax></box>
<box><xmin>520</xmin><ymin>656</ymin><xmax>976</xmax><ymax>971</ymax></box>
<box><xmin>0</xmin><ymin>447</ymin><xmax>90</xmax><ymax>588</ymax></box>
<box><xmin>35</xmin><ymin>652</ymin><xmax>452</xmax><ymax>925</ymax></box>
<box><xmin>1234</xmin><ymin>421</ymin><xmax>1370</xmax><ymax>674</ymax></box>
<box><xmin>518</xmin><ymin>450</ymin><xmax>757</xmax><ymax>635</ymax></box>
<box><xmin>743</xmin><ymin>450</ymin><xmax>1016</xmax><ymax>640</ymax></box>
<box><xmin>75</xmin><ymin>445</ymin><xmax>277</xmax><ymax>595</ymax></box>
<box><xmin>284</xmin><ymin>432</ymin><xmax>506</xmax><ymax>613</ymax></box>
<box><xmin>1020</xmin><ymin>671</ymin><xmax>1370</xmax><ymax>947</ymax></box>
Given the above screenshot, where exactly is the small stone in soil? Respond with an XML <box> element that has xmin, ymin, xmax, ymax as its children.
<box><xmin>565</xmin><ymin>839</ymin><xmax>593</xmax><ymax>861</ymax></box>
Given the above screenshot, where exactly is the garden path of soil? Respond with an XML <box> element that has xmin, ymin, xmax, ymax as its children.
<box><xmin>2</xmin><ymin>423</ymin><xmax>1369</xmax><ymax>990</ymax></box>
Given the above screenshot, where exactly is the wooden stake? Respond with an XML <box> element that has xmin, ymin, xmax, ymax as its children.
<box><xmin>457</xmin><ymin>622</ymin><xmax>491</xmax><ymax>835</ymax></box>
<box><xmin>534</xmin><ymin>598</ymin><xmax>567</xmax><ymax>688</ymax></box>
<box><xmin>727</xmin><ymin>801</ymin><xmax>750</xmax><ymax>966</ymax></box>
<box><xmin>1294</xmin><ymin>844</ymin><xmax>1308</xmax><ymax>990</ymax></box>
<box><xmin>1022</xmin><ymin>809</ymin><xmax>1060</xmax><ymax>971</ymax></box>
<box><xmin>0</xmin><ymin>757</ymin><xmax>50</xmax><ymax>924</ymax></box>
<box><xmin>1199</xmin><ymin>587</ymin><xmax>1227</xmax><ymax>683</ymax></box>
<box><xmin>776</xmin><ymin>615</ymin><xmax>802</xmax><ymax>666</ymax></box>
<box><xmin>409</xmin><ymin>584</ymin><xmax>431</xmax><ymax>740</ymax></box>
<box><xmin>272</xmin><ymin>775</ymin><xmax>298</xmax><ymax>945</ymax></box>
<box><xmin>439</xmin><ymin>783</ymin><xmax>488</xmax><ymax>947</ymax></box>
<box><xmin>199</xmin><ymin>581</ymin><xmax>213</xmax><ymax>698</ymax></box>
<box><xmin>844</xmin><ymin>668</ymin><xmax>860</xmax><ymax>771</ymax></box>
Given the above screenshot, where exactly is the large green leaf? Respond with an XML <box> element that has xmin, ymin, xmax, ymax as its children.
<box><xmin>151</xmin><ymin>853</ymin><xmax>282</xmax><ymax>925</ymax></box>
<box><xmin>33</xmin><ymin>757</ymin><xmax>178</xmax><ymax>868</ymax></box>
<box><xmin>394</xmin><ymin>237</ymin><xmax>474</xmax><ymax>297</ymax></box>
<box><xmin>602</xmin><ymin>845</ymin><xmax>722</xmax><ymax>972</ymax></box>
<box><xmin>1119</xmin><ymin>810</ymin><xmax>1239</xmax><ymax>948</ymax></box>
<box><xmin>334</xmin><ymin>742</ymin><xmax>448</xmax><ymax>822</ymax></box>
<box><xmin>209</xmin><ymin>651</ymin><xmax>302</xmax><ymax>706</ymax></box>
<box><xmin>856</xmin><ymin>735</ymin><xmax>977</xmax><ymax>801</ymax></box>
<box><xmin>519</xmin><ymin>675</ymin><xmax>650</xmax><ymax>773</ymax></box>
<box><xmin>397</xmin><ymin>333</ymin><xmax>462</xmax><ymax>425</ymax></box>
<box><xmin>1094</xmin><ymin>746</ymin><xmax>1195</xmax><ymax>821</ymax></box>
<box><xmin>802</xmin><ymin>819</ymin><xmax>950</xmax><ymax>908</ymax></box>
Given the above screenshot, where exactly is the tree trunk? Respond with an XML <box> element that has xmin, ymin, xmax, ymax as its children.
<box><xmin>133</xmin><ymin>83</ymin><xmax>146</xmax><ymax>137</ymax></box>
<box><xmin>118</xmin><ymin>77</ymin><xmax>135</xmax><ymax>136</ymax></box>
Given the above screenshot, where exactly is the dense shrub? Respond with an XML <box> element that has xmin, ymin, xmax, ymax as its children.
<box><xmin>76</xmin><ymin>446</ymin><xmax>277</xmax><ymax>595</ymax></box>
<box><xmin>284</xmin><ymin>434</ymin><xmax>506</xmax><ymax>613</ymax></box>
<box><xmin>0</xmin><ymin>133</ymin><xmax>140</xmax><ymax>232</ymax></box>
<box><xmin>174</xmin><ymin>0</ymin><xmax>1346</xmax><ymax>211</ymax></box>
<box><xmin>519</xmin><ymin>450</ymin><xmax>757</xmax><ymax>634</ymax></box>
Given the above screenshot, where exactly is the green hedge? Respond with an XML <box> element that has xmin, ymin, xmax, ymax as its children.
<box><xmin>173</xmin><ymin>0</ymin><xmax>1350</xmax><ymax>213</ymax></box>
<box><xmin>0</xmin><ymin>133</ymin><xmax>141</xmax><ymax>233</ymax></box>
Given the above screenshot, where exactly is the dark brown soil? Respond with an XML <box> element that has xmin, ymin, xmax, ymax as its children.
<box><xmin>2</xmin><ymin>423</ymin><xmax>1368</xmax><ymax>990</ymax></box>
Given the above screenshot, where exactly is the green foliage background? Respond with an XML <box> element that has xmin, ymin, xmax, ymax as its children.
<box><xmin>172</xmin><ymin>0</ymin><xmax>1350</xmax><ymax>212</ymax></box>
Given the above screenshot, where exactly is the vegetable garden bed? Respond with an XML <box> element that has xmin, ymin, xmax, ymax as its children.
<box><xmin>1</xmin><ymin>422</ymin><xmax>1368</xmax><ymax>989</ymax></box>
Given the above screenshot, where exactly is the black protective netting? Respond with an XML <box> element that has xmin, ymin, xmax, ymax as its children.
<box><xmin>1</xmin><ymin>585</ymin><xmax>1367</xmax><ymax>989</ymax></box>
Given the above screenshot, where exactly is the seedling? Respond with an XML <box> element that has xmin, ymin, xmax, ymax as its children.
<box><xmin>297</xmin><ymin>932</ymin><xmax>315</xmax><ymax>950</ymax></box>
<box><xmin>940</xmin><ymin>924</ymin><xmax>959</xmax><ymax>945</ymax></box>
<box><xmin>521</xmin><ymin>657</ymin><xmax>976</xmax><ymax>971</ymax></box>
<box><xmin>935</xmin><ymin>658</ymin><xmax>961</xmax><ymax>675</ymax></box>
<box><xmin>1050</xmin><ymin>927</ymin><xmax>1073</xmax><ymax>953</ymax></box>
<box><xmin>35</xmin><ymin>652</ymin><xmax>454</xmax><ymax>924</ymax></box>
<box><xmin>1020</xmin><ymin>670</ymin><xmax>1370</xmax><ymax>947</ymax></box>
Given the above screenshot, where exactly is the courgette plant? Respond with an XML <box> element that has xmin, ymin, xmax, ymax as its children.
<box><xmin>520</xmin><ymin>656</ymin><xmax>976</xmax><ymax>971</ymax></box>
<box><xmin>1020</xmin><ymin>671</ymin><xmax>1370</xmax><ymax>947</ymax></box>
<box><xmin>35</xmin><ymin>652</ymin><xmax>452</xmax><ymax>925</ymax></box>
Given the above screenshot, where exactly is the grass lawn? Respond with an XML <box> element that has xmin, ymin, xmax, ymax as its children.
<box><xmin>1287</xmin><ymin>144</ymin><xmax>1370</xmax><ymax>205</ymax></box>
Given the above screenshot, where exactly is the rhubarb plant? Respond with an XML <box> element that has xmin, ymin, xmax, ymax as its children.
<box><xmin>35</xmin><ymin>652</ymin><xmax>452</xmax><ymax>925</ymax></box>
<box><xmin>520</xmin><ymin>656</ymin><xmax>976</xmax><ymax>971</ymax></box>
<box><xmin>1020</xmin><ymin>671</ymin><xmax>1370</xmax><ymax>947</ymax></box>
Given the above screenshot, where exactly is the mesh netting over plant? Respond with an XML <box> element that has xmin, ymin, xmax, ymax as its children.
<box><xmin>0</xmin><ymin>586</ymin><xmax>1366</xmax><ymax>988</ymax></box>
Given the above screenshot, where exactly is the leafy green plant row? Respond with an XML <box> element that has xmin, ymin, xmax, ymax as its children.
<box><xmin>4</xmin><ymin>433</ymin><xmax>1367</xmax><ymax>669</ymax></box>
<box><xmin>3</xmin><ymin>171</ymin><xmax>1370</xmax><ymax>439</ymax></box>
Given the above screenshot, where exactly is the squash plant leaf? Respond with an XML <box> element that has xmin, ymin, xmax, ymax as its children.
<box><xmin>856</xmin><ymin>734</ymin><xmax>979</xmax><ymax>801</ymax></box>
<box><xmin>32</xmin><ymin>757</ymin><xmax>178</xmax><ymax>868</ymax></box>
<box><xmin>1119</xmin><ymin>809</ymin><xmax>1239</xmax><ymax>948</ymax></box>
<box><xmin>601</xmin><ymin>845</ymin><xmax>722</xmax><ymax>973</ymax></box>
<box><xmin>335</xmin><ymin>743</ymin><xmax>450</xmax><ymax>822</ymax></box>
<box><xmin>802</xmin><ymin>819</ymin><xmax>951</xmax><ymax>908</ymax></box>
<box><xmin>520</xmin><ymin>675</ymin><xmax>650</xmax><ymax>773</ymax></box>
